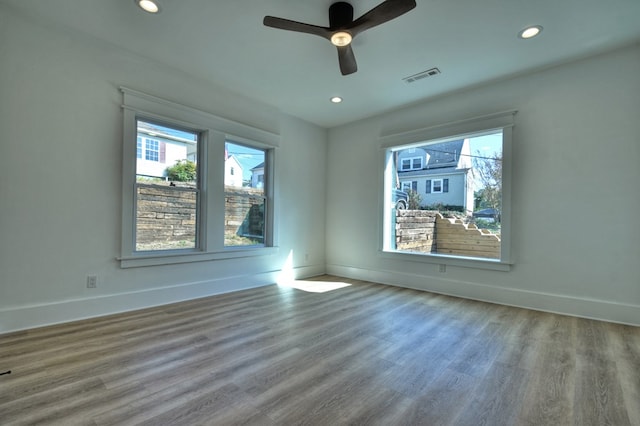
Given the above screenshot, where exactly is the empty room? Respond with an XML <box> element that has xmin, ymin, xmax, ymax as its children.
<box><xmin>1</xmin><ymin>0</ymin><xmax>639</xmax><ymax>424</ymax></box>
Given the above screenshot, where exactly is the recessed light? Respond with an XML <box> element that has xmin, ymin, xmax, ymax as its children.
<box><xmin>330</xmin><ymin>96</ymin><xmax>343</xmax><ymax>103</ymax></box>
<box><xmin>136</xmin><ymin>0</ymin><xmax>161</xmax><ymax>14</ymax></box>
<box><xmin>518</xmin><ymin>25</ymin><xmax>542</xmax><ymax>39</ymax></box>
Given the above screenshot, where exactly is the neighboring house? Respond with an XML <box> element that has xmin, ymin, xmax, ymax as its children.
<box><xmin>136</xmin><ymin>121</ymin><xmax>197</xmax><ymax>179</ymax></box>
<box><xmin>397</xmin><ymin>139</ymin><xmax>474</xmax><ymax>212</ymax></box>
<box><xmin>251</xmin><ymin>162</ymin><xmax>265</xmax><ymax>189</ymax></box>
<box><xmin>225</xmin><ymin>155</ymin><xmax>244</xmax><ymax>188</ymax></box>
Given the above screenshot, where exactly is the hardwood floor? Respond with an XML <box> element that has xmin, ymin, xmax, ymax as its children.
<box><xmin>1</xmin><ymin>275</ymin><xmax>639</xmax><ymax>425</ymax></box>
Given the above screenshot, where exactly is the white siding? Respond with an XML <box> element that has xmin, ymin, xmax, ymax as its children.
<box><xmin>224</xmin><ymin>155</ymin><xmax>243</xmax><ymax>187</ymax></box>
<box><xmin>137</xmin><ymin>138</ymin><xmax>188</xmax><ymax>178</ymax></box>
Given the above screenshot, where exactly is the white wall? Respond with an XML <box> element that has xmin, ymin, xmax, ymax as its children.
<box><xmin>326</xmin><ymin>44</ymin><xmax>640</xmax><ymax>325</ymax></box>
<box><xmin>0</xmin><ymin>7</ymin><xmax>327</xmax><ymax>332</ymax></box>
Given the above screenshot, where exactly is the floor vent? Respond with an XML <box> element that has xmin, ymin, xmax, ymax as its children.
<box><xmin>403</xmin><ymin>67</ymin><xmax>441</xmax><ymax>83</ymax></box>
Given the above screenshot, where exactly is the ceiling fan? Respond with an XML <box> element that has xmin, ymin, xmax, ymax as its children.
<box><xmin>263</xmin><ymin>0</ymin><xmax>417</xmax><ymax>76</ymax></box>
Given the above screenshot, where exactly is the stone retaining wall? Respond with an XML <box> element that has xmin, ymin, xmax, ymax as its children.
<box><xmin>395</xmin><ymin>210</ymin><xmax>501</xmax><ymax>259</ymax></box>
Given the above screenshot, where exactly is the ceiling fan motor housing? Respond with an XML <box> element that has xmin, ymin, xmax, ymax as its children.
<box><xmin>329</xmin><ymin>2</ymin><xmax>355</xmax><ymax>29</ymax></box>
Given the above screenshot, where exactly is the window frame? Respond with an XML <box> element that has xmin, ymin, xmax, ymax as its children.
<box><xmin>144</xmin><ymin>138</ymin><xmax>159</xmax><ymax>162</ymax></box>
<box><xmin>223</xmin><ymin>139</ymin><xmax>270</xmax><ymax>248</ymax></box>
<box><xmin>400</xmin><ymin>156</ymin><xmax>423</xmax><ymax>171</ymax></box>
<box><xmin>401</xmin><ymin>180</ymin><xmax>418</xmax><ymax>192</ymax></box>
<box><xmin>431</xmin><ymin>178</ymin><xmax>443</xmax><ymax>193</ymax></box>
<box><xmin>379</xmin><ymin>110</ymin><xmax>515</xmax><ymax>271</ymax></box>
<box><xmin>134</xmin><ymin>119</ymin><xmax>202</xmax><ymax>252</ymax></box>
<box><xmin>119</xmin><ymin>87</ymin><xmax>279</xmax><ymax>268</ymax></box>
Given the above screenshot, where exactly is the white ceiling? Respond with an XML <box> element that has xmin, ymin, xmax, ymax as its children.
<box><xmin>3</xmin><ymin>0</ymin><xmax>640</xmax><ymax>128</ymax></box>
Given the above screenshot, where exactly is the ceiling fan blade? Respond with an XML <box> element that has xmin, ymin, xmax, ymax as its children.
<box><xmin>349</xmin><ymin>0</ymin><xmax>417</xmax><ymax>36</ymax></box>
<box><xmin>337</xmin><ymin>45</ymin><xmax>357</xmax><ymax>75</ymax></box>
<box><xmin>263</xmin><ymin>16</ymin><xmax>331</xmax><ymax>40</ymax></box>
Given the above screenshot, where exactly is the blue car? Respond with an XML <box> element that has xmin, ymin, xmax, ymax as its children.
<box><xmin>393</xmin><ymin>189</ymin><xmax>408</xmax><ymax>209</ymax></box>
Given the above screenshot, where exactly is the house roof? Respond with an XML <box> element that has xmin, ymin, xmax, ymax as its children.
<box><xmin>251</xmin><ymin>162</ymin><xmax>265</xmax><ymax>171</ymax></box>
<box><xmin>137</xmin><ymin>121</ymin><xmax>198</xmax><ymax>146</ymax></box>
<box><xmin>424</xmin><ymin>140</ymin><xmax>464</xmax><ymax>169</ymax></box>
<box><xmin>399</xmin><ymin>167</ymin><xmax>470</xmax><ymax>178</ymax></box>
<box><xmin>398</xmin><ymin>139</ymin><xmax>466</xmax><ymax>175</ymax></box>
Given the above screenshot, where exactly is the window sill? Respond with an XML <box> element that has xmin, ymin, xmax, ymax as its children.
<box><xmin>119</xmin><ymin>246</ymin><xmax>279</xmax><ymax>268</ymax></box>
<box><xmin>379</xmin><ymin>249</ymin><xmax>512</xmax><ymax>271</ymax></box>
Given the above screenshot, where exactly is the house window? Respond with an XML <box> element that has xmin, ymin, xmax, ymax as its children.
<box><xmin>381</xmin><ymin>110</ymin><xmax>514</xmax><ymax>269</ymax></box>
<box><xmin>401</xmin><ymin>181</ymin><xmax>418</xmax><ymax>192</ymax></box>
<box><xmin>120</xmin><ymin>87</ymin><xmax>279</xmax><ymax>268</ymax></box>
<box><xmin>145</xmin><ymin>139</ymin><xmax>160</xmax><ymax>162</ymax></box>
<box><xmin>432</xmin><ymin>179</ymin><xmax>442</xmax><ymax>193</ymax></box>
<box><xmin>427</xmin><ymin>178</ymin><xmax>448</xmax><ymax>194</ymax></box>
<box><xmin>400</xmin><ymin>156</ymin><xmax>423</xmax><ymax>171</ymax></box>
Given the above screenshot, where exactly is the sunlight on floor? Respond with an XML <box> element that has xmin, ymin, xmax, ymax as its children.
<box><xmin>277</xmin><ymin>250</ymin><xmax>351</xmax><ymax>293</ymax></box>
<box><xmin>278</xmin><ymin>280</ymin><xmax>352</xmax><ymax>293</ymax></box>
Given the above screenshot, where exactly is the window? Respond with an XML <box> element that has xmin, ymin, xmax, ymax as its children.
<box><xmin>432</xmin><ymin>179</ymin><xmax>442</xmax><ymax>193</ymax></box>
<box><xmin>135</xmin><ymin>120</ymin><xmax>199</xmax><ymax>252</ymax></box>
<box><xmin>224</xmin><ymin>142</ymin><xmax>267</xmax><ymax>247</ymax></box>
<box><xmin>401</xmin><ymin>181</ymin><xmax>417</xmax><ymax>192</ymax></box>
<box><xmin>381</xmin><ymin>111</ymin><xmax>514</xmax><ymax>269</ymax></box>
<box><xmin>400</xmin><ymin>156</ymin><xmax>423</xmax><ymax>171</ymax></box>
<box><xmin>120</xmin><ymin>87</ymin><xmax>279</xmax><ymax>268</ymax></box>
<box><xmin>145</xmin><ymin>139</ymin><xmax>160</xmax><ymax>162</ymax></box>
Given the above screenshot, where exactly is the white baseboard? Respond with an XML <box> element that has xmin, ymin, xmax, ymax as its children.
<box><xmin>326</xmin><ymin>264</ymin><xmax>640</xmax><ymax>326</ymax></box>
<box><xmin>0</xmin><ymin>264</ymin><xmax>325</xmax><ymax>334</ymax></box>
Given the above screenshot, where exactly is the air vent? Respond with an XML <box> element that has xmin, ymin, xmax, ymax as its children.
<box><xmin>403</xmin><ymin>67</ymin><xmax>441</xmax><ymax>83</ymax></box>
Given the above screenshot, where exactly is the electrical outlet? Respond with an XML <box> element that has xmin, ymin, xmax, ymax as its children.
<box><xmin>86</xmin><ymin>275</ymin><xmax>97</xmax><ymax>288</ymax></box>
<box><xmin>439</xmin><ymin>264</ymin><xmax>446</xmax><ymax>273</ymax></box>
<box><xmin>304</xmin><ymin>253</ymin><xmax>309</xmax><ymax>263</ymax></box>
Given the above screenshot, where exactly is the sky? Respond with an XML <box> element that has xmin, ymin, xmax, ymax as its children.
<box><xmin>468</xmin><ymin>132</ymin><xmax>502</xmax><ymax>158</ymax></box>
<box><xmin>226</xmin><ymin>142</ymin><xmax>264</xmax><ymax>181</ymax></box>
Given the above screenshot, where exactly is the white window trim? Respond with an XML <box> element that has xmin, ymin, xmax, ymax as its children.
<box><xmin>379</xmin><ymin>110</ymin><xmax>515</xmax><ymax>271</ymax></box>
<box><xmin>119</xmin><ymin>87</ymin><xmax>280</xmax><ymax>268</ymax></box>
<box><xmin>400</xmin><ymin>156</ymin><xmax>423</xmax><ymax>171</ymax></box>
<box><xmin>401</xmin><ymin>181</ymin><xmax>417</xmax><ymax>191</ymax></box>
<box><xmin>431</xmin><ymin>178</ymin><xmax>443</xmax><ymax>193</ymax></box>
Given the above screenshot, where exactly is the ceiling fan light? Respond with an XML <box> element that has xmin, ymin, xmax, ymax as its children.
<box><xmin>331</xmin><ymin>31</ymin><xmax>352</xmax><ymax>47</ymax></box>
<box><xmin>330</xmin><ymin>96</ymin><xmax>343</xmax><ymax>103</ymax></box>
<box><xmin>136</xmin><ymin>0</ymin><xmax>160</xmax><ymax>14</ymax></box>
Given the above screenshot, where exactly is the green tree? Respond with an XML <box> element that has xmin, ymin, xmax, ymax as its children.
<box><xmin>166</xmin><ymin>159</ymin><xmax>197</xmax><ymax>182</ymax></box>
<box><xmin>473</xmin><ymin>151</ymin><xmax>502</xmax><ymax>211</ymax></box>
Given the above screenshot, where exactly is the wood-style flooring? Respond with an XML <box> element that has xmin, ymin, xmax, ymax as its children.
<box><xmin>1</xmin><ymin>275</ymin><xmax>639</xmax><ymax>425</ymax></box>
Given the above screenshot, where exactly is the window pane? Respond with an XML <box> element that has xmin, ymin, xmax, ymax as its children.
<box><xmin>135</xmin><ymin>119</ymin><xmax>199</xmax><ymax>252</ymax></box>
<box><xmin>145</xmin><ymin>139</ymin><xmax>159</xmax><ymax>161</ymax></box>
<box><xmin>388</xmin><ymin>131</ymin><xmax>503</xmax><ymax>260</ymax></box>
<box><xmin>224</xmin><ymin>142</ymin><xmax>266</xmax><ymax>247</ymax></box>
<box><xmin>136</xmin><ymin>185</ymin><xmax>197</xmax><ymax>251</ymax></box>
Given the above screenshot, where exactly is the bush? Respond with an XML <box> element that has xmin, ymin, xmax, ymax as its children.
<box><xmin>166</xmin><ymin>160</ymin><xmax>197</xmax><ymax>182</ymax></box>
<box><xmin>407</xmin><ymin>190</ymin><xmax>422</xmax><ymax>210</ymax></box>
<box><xmin>421</xmin><ymin>203</ymin><xmax>464</xmax><ymax>213</ymax></box>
